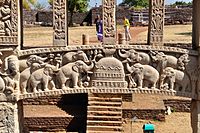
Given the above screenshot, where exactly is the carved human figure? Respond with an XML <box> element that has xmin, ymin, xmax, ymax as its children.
<box><xmin>57</xmin><ymin>60</ymin><xmax>94</xmax><ymax>89</ymax></box>
<box><xmin>0</xmin><ymin>0</ymin><xmax>11</xmax><ymax>36</ymax></box>
<box><xmin>29</xmin><ymin>64</ymin><xmax>58</xmax><ymax>93</ymax></box>
<box><xmin>62</xmin><ymin>51</ymin><xmax>89</xmax><ymax>65</ymax></box>
<box><xmin>160</xmin><ymin>67</ymin><xmax>190</xmax><ymax>92</ymax></box>
<box><xmin>3</xmin><ymin>55</ymin><xmax>19</xmax><ymax>93</ymax></box>
<box><xmin>126</xmin><ymin>63</ymin><xmax>159</xmax><ymax>89</ymax></box>
<box><xmin>118</xmin><ymin>49</ymin><xmax>150</xmax><ymax>65</ymax></box>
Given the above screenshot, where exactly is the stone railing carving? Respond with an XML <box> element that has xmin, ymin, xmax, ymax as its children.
<box><xmin>0</xmin><ymin>0</ymin><xmax>18</xmax><ymax>45</ymax></box>
<box><xmin>17</xmin><ymin>45</ymin><xmax>198</xmax><ymax>99</ymax></box>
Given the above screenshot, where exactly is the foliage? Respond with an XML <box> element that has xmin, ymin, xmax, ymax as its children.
<box><xmin>171</xmin><ymin>1</ymin><xmax>192</xmax><ymax>6</ymax></box>
<box><xmin>122</xmin><ymin>0</ymin><xmax>149</xmax><ymax>8</ymax></box>
<box><xmin>23</xmin><ymin>0</ymin><xmax>45</xmax><ymax>10</ymax></box>
<box><xmin>23</xmin><ymin>0</ymin><xmax>37</xmax><ymax>10</ymax></box>
<box><xmin>48</xmin><ymin>0</ymin><xmax>53</xmax><ymax>8</ymax></box>
<box><xmin>68</xmin><ymin>0</ymin><xmax>89</xmax><ymax>26</ymax></box>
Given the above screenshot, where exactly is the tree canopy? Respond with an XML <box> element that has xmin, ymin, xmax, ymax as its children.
<box><xmin>171</xmin><ymin>1</ymin><xmax>192</xmax><ymax>6</ymax></box>
<box><xmin>122</xmin><ymin>0</ymin><xmax>149</xmax><ymax>8</ymax></box>
<box><xmin>23</xmin><ymin>0</ymin><xmax>45</xmax><ymax>10</ymax></box>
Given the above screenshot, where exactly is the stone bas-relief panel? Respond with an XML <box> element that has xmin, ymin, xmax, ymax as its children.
<box><xmin>18</xmin><ymin>47</ymin><xmax>198</xmax><ymax>98</ymax></box>
<box><xmin>0</xmin><ymin>0</ymin><xmax>18</xmax><ymax>45</ymax></box>
<box><xmin>0</xmin><ymin>103</ymin><xmax>15</xmax><ymax>133</ymax></box>
<box><xmin>0</xmin><ymin>51</ymin><xmax>19</xmax><ymax>100</ymax></box>
<box><xmin>53</xmin><ymin>0</ymin><xmax>67</xmax><ymax>46</ymax></box>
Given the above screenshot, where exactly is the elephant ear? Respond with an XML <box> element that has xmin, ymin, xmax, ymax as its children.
<box><xmin>72</xmin><ymin>64</ymin><xmax>79</xmax><ymax>73</ymax></box>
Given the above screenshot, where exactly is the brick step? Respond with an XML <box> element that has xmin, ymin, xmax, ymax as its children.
<box><xmin>88</xmin><ymin>106</ymin><xmax>122</xmax><ymax>112</ymax></box>
<box><xmin>87</xmin><ymin>120</ymin><xmax>122</xmax><ymax>126</ymax></box>
<box><xmin>87</xmin><ymin>115</ymin><xmax>122</xmax><ymax>121</ymax></box>
<box><xmin>87</xmin><ymin>125</ymin><xmax>122</xmax><ymax>132</ymax></box>
<box><xmin>88</xmin><ymin>101</ymin><xmax>121</xmax><ymax>106</ymax></box>
<box><xmin>87</xmin><ymin>111</ymin><xmax>122</xmax><ymax>116</ymax></box>
<box><xmin>88</xmin><ymin>97</ymin><xmax>122</xmax><ymax>102</ymax></box>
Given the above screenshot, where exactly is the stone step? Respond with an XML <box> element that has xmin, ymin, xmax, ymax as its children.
<box><xmin>87</xmin><ymin>120</ymin><xmax>122</xmax><ymax>126</ymax></box>
<box><xmin>87</xmin><ymin>125</ymin><xmax>122</xmax><ymax>132</ymax></box>
<box><xmin>87</xmin><ymin>115</ymin><xmax>122</xmax><ymax>121</ymax></box>
<box><xmin>88</xmin><ymin>106</ymin><xmax>122</xmax><ymax>112</ymax></box>
<box><xmin>88</xmin><ymin>97</ymin><xmax>122</xmax><ymax>102</ymax></box>
<box><xmin>87</xmin><ymin>110</ymin><xmax>122</xmax><ymax>116</ymax></box>
<box><xmin>88</xmin><ymin>101</ymin><xmax>122</xmax><ymax>106</ymax></box>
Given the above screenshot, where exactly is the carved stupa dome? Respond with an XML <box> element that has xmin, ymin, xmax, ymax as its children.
<box><xmin>91</xmin><ymin>57</ymin><xmax>127</xmax><ymax>88</ymax></box>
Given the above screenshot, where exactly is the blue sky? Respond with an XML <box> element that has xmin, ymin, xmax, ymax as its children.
<box><xmin>39</xmin><ymin>0</ymin><xmax>192</xmax><ymax>8</ymax></box>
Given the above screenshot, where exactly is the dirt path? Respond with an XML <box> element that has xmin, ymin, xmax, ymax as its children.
<box><xmin>89</xmin><ymin>26</ymin><xmax>148</xmax><ymax>44</ymax></box>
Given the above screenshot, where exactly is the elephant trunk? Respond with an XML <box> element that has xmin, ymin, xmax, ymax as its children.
<box><xmin>126</xmin><ymin>63</ymin><xmax>133</xmax><ymax>73</ymax></box>
<box><xmin>84</xmin><ymin>61</ymin><xmax>94</xmax><ymax>72</ymax></box>
<box><xmin>118</xmin><ymin>50</ymin><xmax>130</xmax><ymax>58</ymax></box>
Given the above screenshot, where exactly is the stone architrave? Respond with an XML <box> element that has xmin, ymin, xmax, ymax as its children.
<box><xmin>53</xmin><ymin>0</ymin><xmax>68</xmax><ymax>46</ymax></box>
<box><xmin>0</xmin><ymin>0</ymin><xmax>19</xmax><ymax>46</ymax></box>
<box><xmin>148</xmin><ymin>0</ymin><xmax>165</xmax><ymax>46</ymax></box>
<box><xmin>102</xmin><ymin>0</ymin><xmax>116</xmax><ymax>45</ymax></box>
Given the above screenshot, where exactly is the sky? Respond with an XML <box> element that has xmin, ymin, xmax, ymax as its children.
<box><xmin>39</xmin><ymin>0</ymin><xmax>192</xmax><ymax>8</ymax></box>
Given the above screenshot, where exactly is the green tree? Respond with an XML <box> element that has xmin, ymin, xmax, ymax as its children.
<box><xmin>48</xmin><ymin>0</ymin><xmax>53</xmax><ymax>8</ymax></box>
<box><xmin>122</xmin><ymin>0</ymin><xmax>149</xmax><ymax>8</ymax></box>
<box><xmin>23</xmin><ymin>0</ymin><xmax>45</xmax><ymax>10</ymax></box>
<box><xmin>23</xmin><ymin>0</ymin><xmax>37</xmax><ymax>10</ymax></box>
<box><xmin>68</xmin><ymin>0</ymin><xmax>89</xmax><ymax>26</ymax></box>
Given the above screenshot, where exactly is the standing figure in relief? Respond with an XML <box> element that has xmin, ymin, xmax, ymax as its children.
<box><xmin>0</xmin><ymin>0</ymin><xmax>11</xmax><ymax>36</ymax></box>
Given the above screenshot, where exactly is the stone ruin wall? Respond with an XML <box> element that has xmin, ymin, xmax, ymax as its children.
<box><xmin>23</xmin><ymin>7</ymin><xmax>192</xmax><ymax>26</ymax></box>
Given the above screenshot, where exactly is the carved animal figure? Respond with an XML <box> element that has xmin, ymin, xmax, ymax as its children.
<box><xmin>19</xmin><ymin>55</ymin><xmax>47</xmax><ymax>72</ymax></box>
<box><xmin>126</xmin><ymin>63</ymin><xmax>159</xmax><ymax>89</ymax></box>
<box><xmin>57</xmin><ymin>60</ymin><xmax>94</xmax><ymax>89</ymax></box>
<box><xmin>20</xmin><ymin>63</ymin><xmax>45</xmax><ymax>93</ymax></box>
<box><xmin>160</xmin><ymin>67</ymin><xmax>190</xmax><ymax>92</ymax></box>
<box><xmin>150</xmin><ymin>51</ymin><xmax>178</xmax><ymax>72</ymax></box>
<box><xmin>29</xmin><ymin>64</ymin><xmax>58</xmax><ymax>93</ymax></box>
<box><xmin>62</xmin><ymin>51</ymin><xmax>89</xmax><ymax>65</ymax></box>
<box><xmin>118</xmin><ymin>49</ymin><xmax>150</xmax><ymax>65</ymax></box>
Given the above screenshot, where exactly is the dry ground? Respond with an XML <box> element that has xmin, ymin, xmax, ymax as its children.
<box><xmin>123</xmin><ymin>112</ymin><xmax>192</xmax><ymax>133</ymax></box>
<box><xmin>23</xmin><ymin>24</ymin><xmax>192</xmax><ymax>47</ymax></box>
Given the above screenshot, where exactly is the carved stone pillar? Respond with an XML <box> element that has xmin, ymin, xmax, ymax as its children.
<box><xmin>102</xmin><ymin>0</ymin><xmax>116</xmax><ymax>45</ymax></box>
<box><xmin>148</xmin><ymin>0</ymin><xmax>165</xmax><ymax>46</ymax></box>
<box><xmin>0</xmin><ymin>0</ymin><xmax>20</xmax><ymax>47</ymax></box>
<box><xmin>192</xmin><ymin>0</ymin><xmax>200</xmax><ymax>49</ymax></box>
<box><xmin>53</xmin><ymin>0</ymin><xmax>68</xmax><ymax>46</ymax></box>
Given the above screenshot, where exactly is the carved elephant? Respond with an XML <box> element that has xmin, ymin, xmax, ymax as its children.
<box><xmin>126</xmin><ymin>63</ymin><xmax>159</xmax><ymax>89</ymax></box>
<box><xmin>29</xmin><ymin>64</ymin><xmax>58</xmax><ymax>93</ymax></box>
<box><xmin>118</xmin><ymin>49</ymin><xmax>150</xmax><ymax>65</ymax></box>
<box><xmin>57</xmin><ymin>60</ymin><xmax>94</xmax><ymax>89</ymax></box>
<box><xmin>19</xmin><ymin>55</ymin><xmax>47</xmax><ymax>72</ymax></box>
<box><xmin>150</xmin><ymin>51</ymin><xmax>178</xmax><ymax>72</ymax></box>
<box><xmin>160</xmin><ymin>67</ymin><xmax>190</xmax><ymax>92</ymax></box>
<box><xmin>62</xmin><ymin>51</ymin><xmax>89</xmax><ymax>65</ymax></box>
<box><xmin>20</xmin><ymin>62</ymin><xmax>46</xmax><ymax>93</ymax></box>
